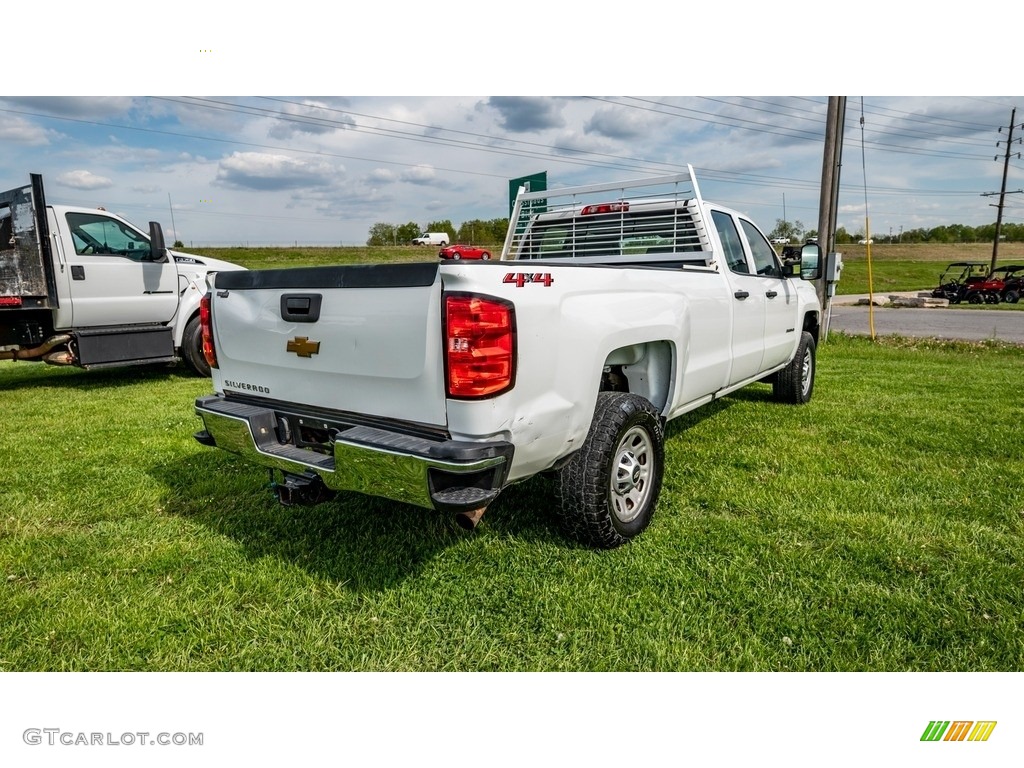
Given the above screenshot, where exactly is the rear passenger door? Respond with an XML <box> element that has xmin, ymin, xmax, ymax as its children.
<box><xmin>710</xmin><ymin>209</ymin><xmax>765</xmax><ymax>384</ymax></box>
<box><xmin>736</xmin><ymin>217</ymin><xmax>795</xmax><ymax>370</ymax></box>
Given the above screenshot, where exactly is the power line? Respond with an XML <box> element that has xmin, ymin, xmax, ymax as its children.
<box><xmin>5</xmin><ymin>96</ymin><xmax>1018</xmax><ymax>236</ymax></box>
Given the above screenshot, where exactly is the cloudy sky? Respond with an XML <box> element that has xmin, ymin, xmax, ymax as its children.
<box><xmin>4</xmin><ymin>6</ymin><xmax>1020</xmax><ymax>249</ymax></box>
<box><xmin>3</xmin><ymin>95</ymin><xmax>1020</xmax><ymax>248</ymax></box>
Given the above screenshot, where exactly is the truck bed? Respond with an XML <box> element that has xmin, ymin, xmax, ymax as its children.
<box><xmin>0</xmin><ymin>176</ymin><xmax>55</xmax><ymax>307</ymax></box>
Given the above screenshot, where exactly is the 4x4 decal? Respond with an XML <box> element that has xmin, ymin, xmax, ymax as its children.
<box><xmin>504</xmin><ymin>272</ymin><xmax>554</xmax><ymax>287</ymax></box>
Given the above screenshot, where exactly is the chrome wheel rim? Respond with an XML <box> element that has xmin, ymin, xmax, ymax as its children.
<box><xmin>801</xmin><ymin>350</ymin><xmax>813</xmax><ymax>397</ymax></box>
<box><xmin>609</xmin><ymin>426</ymin><xmax>654</xmax><ymax>523</ymax></box>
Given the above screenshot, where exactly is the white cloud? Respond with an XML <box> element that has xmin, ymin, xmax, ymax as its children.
<box><xmin>368</xmin><ymin>168</ymin><xmax>399</xmax><ymax>183</ymax></box>
<box><xmin>56</xmin><ymin>170</ymin><xmax>114</xmax><ymax>190</ymax></box>
<box><xmin>214</xmin><ymin>152</ymin><xmax>341</xmax><ymax>191</ymax></box>
<box><xmin>399</xmin><ymin>165</ymin><xmax>441</xmax><ymax>185</ymax></box>
<box><xmin>266</xmin><ymin>100</ymin><xmax>355</xmax><ymax>139</ymax></box>
<box><xmin>4</xmin><ymin>96</ymin><xmax>135</xmax><ymax>119</ymax></box>
<box><xmin>585</xmin><ymin>108</ymin><xmax>653</xmax><ymax>140</ymax></box>
<box><xmin>0</xmin><ymin>114</ymin><xmax>53</xmax><ymax>145</ymax></box>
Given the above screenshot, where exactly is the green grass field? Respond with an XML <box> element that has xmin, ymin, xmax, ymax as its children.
<box><xmin>3</xmin><ymin>333</ymin><xmax>1022</xmax><ymax>671</ymax></box>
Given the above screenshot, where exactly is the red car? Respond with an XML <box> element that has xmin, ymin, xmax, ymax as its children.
<box><xmin>438</xmin><ymin>244</ymin><xmax>492</xmax><ymax>260</ymax></box>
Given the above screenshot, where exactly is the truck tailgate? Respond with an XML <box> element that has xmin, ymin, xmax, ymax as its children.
<box><xmin>210</xmin><ymin>262</ymin><xmax>447</xmax><ymax>427</ymax></box>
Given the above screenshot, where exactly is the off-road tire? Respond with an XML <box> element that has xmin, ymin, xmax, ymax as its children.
<box><xmin>181</xmin><ymin>314</ymin><xmax>211</xmax><ymax>377</ymax></box>
<box><xmin>1005</xmin><ymin>290</ymin><xmax>1020</xmax><ymax>304</ymax></box>
<box><xmin>556</xmin><ymin>392</ymin><xmax>665</xmax><ymax>549</ymax></box>
<box><xmin>773</xmin><ymin>331</ymin><xmax>815</xmax><ymax>404</ymax></box>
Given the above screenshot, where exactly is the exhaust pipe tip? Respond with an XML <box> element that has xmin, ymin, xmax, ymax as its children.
<box><xmin>455</xmin><ymin>507</ymin><xmax>486</xmax><ymax>531</ymax></box>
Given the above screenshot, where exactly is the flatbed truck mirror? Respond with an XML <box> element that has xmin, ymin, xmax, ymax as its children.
<box><xmin>148</xmin><ymin>221</ymin><xmax>169</xmax><ymax>263</ymax></box>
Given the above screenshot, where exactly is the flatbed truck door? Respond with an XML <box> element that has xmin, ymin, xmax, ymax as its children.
<box><xmin>51</xmin><ymin>209</ymin><xmax>178</xmax><ymax>328</ymax></box>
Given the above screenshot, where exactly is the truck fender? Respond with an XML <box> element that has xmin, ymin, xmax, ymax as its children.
<box><xmin>171</xmin><ymin>280</ymin><xmax>206</xmax><ymax>347</ymax></box>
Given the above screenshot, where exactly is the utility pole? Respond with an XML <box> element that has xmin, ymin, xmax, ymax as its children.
<box><xmin>983</xmin><ymin>107</ymin><xmax>1023</xmax><ymax>274</ymax></box>
<box><xmin>816</xmin><ymin>97</ymin><xmax>846</xmax><ymax>318</ymax></box>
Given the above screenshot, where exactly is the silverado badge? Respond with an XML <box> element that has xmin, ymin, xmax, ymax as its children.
<box><xmin>286</xmin><ymin>336</ymin><xmax>321</xmax><ymax>358</ymax></box>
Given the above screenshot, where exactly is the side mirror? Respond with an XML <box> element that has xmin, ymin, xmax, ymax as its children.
<box><xmin>800</xmin><ymin>242</ymin><xmax>821</xmax><ymax>281</ymax></box>
<box><xmin>148</xmin><ymin>221</ymin><xmax>169</xmax><ymax>263</ymax></box>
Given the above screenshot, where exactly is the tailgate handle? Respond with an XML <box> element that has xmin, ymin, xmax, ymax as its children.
<box><xmin>281</xmin><ymin>294</ymin><xmax>322</xmax><ymax>323</ymax></box>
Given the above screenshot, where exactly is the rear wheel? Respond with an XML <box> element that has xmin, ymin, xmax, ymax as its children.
<box><xmin>773</xmin><ymin>331</ymin><xmax>815</xmax><ymax>404</ymax></box>
<box><xmin>557</xmin><ymin>392</ymin><xmax>665</xmax><ymax>549</ymax></box>
<box><xmin>481</xmin><ymin>252</ymin><xmax>491</xmax><ymax>260</ymax></box>
<box><xmin>1005</xmin><ymin>290</ymin><xmax>1020</xmax><ymax>304</ymax></box>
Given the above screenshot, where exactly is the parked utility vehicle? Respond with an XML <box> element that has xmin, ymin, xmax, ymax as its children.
<box><xmin>970</xmin><ymin>264</ymin><xmax>1024</xmax><ymax>304</ymax></box>
<box><xmin>997</xmin><ymin>265</ymin><xmax>1024</xmax><ymax>304</ymax></box>
<box><xmin>0</xmin><ymin>174</ymin><xmax>243</xmax><ymax>375</ymax></box>
<box><xmin>931</xmin><ymin>262</ymin><xmax>987</xmax><ymax>304</ymax></box>
<box><xmin>412</xmin><ymin>232</ymin><xmax>450</xmax><ymax>246</ymax></box>
<box><xmin>194</xmin><ymin>168</ymin><xmax>823</xmax><ymax>547</ymax></box>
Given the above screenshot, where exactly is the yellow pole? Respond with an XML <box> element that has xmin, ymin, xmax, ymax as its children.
<box><xmin>865</xmin><ymin>217</ymin><xmax>875</xmax><ymax>340</ymax></box>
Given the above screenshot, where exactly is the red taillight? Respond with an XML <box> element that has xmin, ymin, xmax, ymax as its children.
<box><xmin>0</xmin><ymin>296</ymin><xmax>23</xmax><ymax>307</ymax></box>
<box><xmin>580</xmin><ymin>202</ymin><xmax>629</xmax><ymax>216</ymax></box>
<box><xmin>199</xmin><ymin>293</ymin><xmax>218</xmax><ymax>369</ymax></box>
<box><xmin>445</xmin><ymin>294</ymin><xmax>515</xmax><ymax>399</ymax></box>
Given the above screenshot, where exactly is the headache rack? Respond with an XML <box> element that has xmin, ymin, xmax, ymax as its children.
<box><xmin>501</xmin><ymin>166</ymin><xmax>715</xmax><ymax>267</ymax></box>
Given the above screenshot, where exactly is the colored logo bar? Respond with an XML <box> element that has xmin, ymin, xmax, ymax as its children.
<box><xmin>921</xmin><ymin>721</ymin><xmax>997</xmax><ymax>742</ymax></box>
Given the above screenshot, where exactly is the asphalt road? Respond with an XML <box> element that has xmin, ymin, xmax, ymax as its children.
<box><xmin>826</xmin><ymin>303</ymin><xmax>1024</xmax><ymax>344</ymax></box>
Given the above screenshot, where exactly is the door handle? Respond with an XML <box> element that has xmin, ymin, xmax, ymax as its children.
<box><xmin>766</xmin><ymin>290</ymin><xmax>778</xmax><ymax>299</ymax></box>
<box><xmin>734</xmin><ymin>290</ymin><xmax>749</xmax><ymax>300</ymax></box>
<box><xmin>281</xmin><ymin>293</ymin><xmax>323</xmax><ymax>323</ymax></box>
<box><xmin>71</xmin><ymin>265</ymin><xmax>86</xmax><ymax>281</ymax></box>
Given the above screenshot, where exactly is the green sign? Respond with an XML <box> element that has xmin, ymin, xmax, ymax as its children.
<box><xmin>508</xmin><ymin>172</ymin><xmax>547</xmax><ymax>218</ymax></box>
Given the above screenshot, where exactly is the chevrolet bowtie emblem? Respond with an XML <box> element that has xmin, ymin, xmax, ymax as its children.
<box><xmin>286</xmin><ymin>336</ymin><xmax>321</xmax><ymax>358</ymax></box>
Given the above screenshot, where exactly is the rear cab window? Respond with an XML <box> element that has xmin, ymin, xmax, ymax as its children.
<box><xmin>521</xmin><ymin>207</ymin><xmax>706</xmax><ymax>262</ymax></box>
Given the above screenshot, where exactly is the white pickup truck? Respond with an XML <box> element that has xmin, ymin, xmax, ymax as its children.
<box><xmin>194</xmin><ymin>168</ymin><xmax>823</xmax><ymax>547</ymax></box>
<box><xmin>0</xmin><ymin>174</ymin><xmax>243</xmax><ymax>375</ymax></box>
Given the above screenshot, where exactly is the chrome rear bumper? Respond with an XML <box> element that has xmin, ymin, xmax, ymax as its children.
<box><xmin>194</xmin><ymin>395</ymin><xmax>513</xmax><ymax>512</ymax></box>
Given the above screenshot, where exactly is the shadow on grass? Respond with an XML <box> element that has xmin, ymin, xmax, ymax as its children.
<box><xmin>147</xmin><ymin>388</ymin><xmax>758</xmax><ymax>590</ymax></box>
<box><xmin>150</xmin><ymin>450</ymin><xmax>567</xmax><ymax>592</ymax></box>
<box><xmin>663</xmin><ymin>389</ymin><xmax>750</xmax><ymax>439</ymax></box>
<box><xmin>0</xmin><ymin>360</ymin><xmax>196</xmax><ymax>391</ymax></box>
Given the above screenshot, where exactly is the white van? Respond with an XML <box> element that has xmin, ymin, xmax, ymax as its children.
<box><xmin>412</xmin><ymin>232</ymin><xmax>449</xmax><ymax>246</ymax></box>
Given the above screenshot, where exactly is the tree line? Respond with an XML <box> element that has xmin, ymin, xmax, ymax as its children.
<box><xmin>770</xmin><ymin>219</ymin><xmax>1024</xmax><ymax>245</ymax></box>
<box><xmin>838</xmin><ymin>221</ymin><xmax>1024</xmax><ymax>245</ymax></box>
<box><xmin>367</xmin><ymin>218</ymin><xmax>510</xmax><ymax>246</ymax></box>
<box><xmin>372</xmin><ymin>217</ymin><xmax>1024</xmax><ymax>247</ymax></box>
